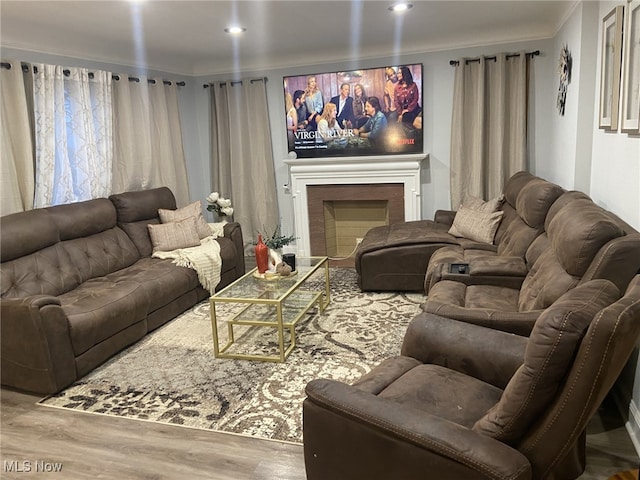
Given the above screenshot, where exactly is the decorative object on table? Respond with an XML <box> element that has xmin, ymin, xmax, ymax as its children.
<box><xmin>275</xmin><ymin>262</ymin><xmax>293</xmax><ymax>276</ymax></box>
<box><xmin>282</xmin><ymin>253</ymin><xmax>296</xmax><ymax>272</ymax></box>
<box><xmin>255</xmin><ymin>234</ymin><xmax>269</xmax><ymax>274</ymax></box>
<box><xmin>621</xmin><ymin>0</ymin><xmax>640</xmax><ymax>134</ymax></box>
<box><xmin>599</xmin><ymin>5</ymin><xmax>625</xmax><ymax>131</ymax></box>
<box><xmin>206</xmin><ymin>192</ymin><xmax>234</xmax><ymax>222</ymax></box>
<box><xmin>557</xmin><ymin>44</ymin><xmax>572</xmax><ymax>115</ymax></box>
<box><xmin>258</xmin><ymin>225</ymin><xmax>296</xmax><ymax>271</ymax></box>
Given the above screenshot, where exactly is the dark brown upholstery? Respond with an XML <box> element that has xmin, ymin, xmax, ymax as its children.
<box><xmin>422</xmin><ymin>195</ymin><xmax>640</xmax><ymax>335</ymax></box>
<box><xmin>355</xmin><ymin>171</ymin><xmax>563</xmax><ymax>292</ymax></box>
<box><xmin>423</xmin><ymin>173</ymin><xmax>564</xmax><ymax>292</ymax></box>
<box><xmin>303</xmin><ymin>276</ymin><xmax>640</xmax><ymax>480</ymax></box>
<box><xmin>1</xmin><ymin>187</ymin><xmax>245</xmax><ymax>394</ymax></box>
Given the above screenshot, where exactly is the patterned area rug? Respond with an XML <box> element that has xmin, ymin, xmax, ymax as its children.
<box><xmin>40</xmin><ymin>268</ymin><xmax>424</xmax><ymax>444</ymax></box>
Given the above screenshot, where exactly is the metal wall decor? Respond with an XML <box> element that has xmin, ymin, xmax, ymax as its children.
<box><xmin>557</xmin><ymin>44</ymin><xmax>572</xmax><ymax>115</ymax></box>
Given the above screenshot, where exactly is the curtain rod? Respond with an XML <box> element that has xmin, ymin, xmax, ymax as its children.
<box><xmin>203</xmin><ymin>77</ymin><xmax>268</xmax><ymax>88</ymax></box>
<box><xmin>0</xmin><ymin>61</ymin><xmax>185</xmax><ymax>86</ymax></box>
<box><xmin>449</xmin><ymin>50</ymin><xmax>540</xmax><ymax>66</ymax></box>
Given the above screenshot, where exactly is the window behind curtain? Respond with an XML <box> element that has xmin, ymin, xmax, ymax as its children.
<box><xmin>32</xmin><ymin>64</ymin><xmax>113</xmax><ymax>208</ymax></box>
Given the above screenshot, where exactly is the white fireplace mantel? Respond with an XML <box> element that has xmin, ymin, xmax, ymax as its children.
<box><xmin>284</xmin><ymin>154</ymin><xmax>427</xmax><ymax>256</ymax></box>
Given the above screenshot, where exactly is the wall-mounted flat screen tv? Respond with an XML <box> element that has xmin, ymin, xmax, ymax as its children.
<box><xmin>283</xmin><ymin>63</ymin><xmax>423</xmax><ymax>158</ymax></box>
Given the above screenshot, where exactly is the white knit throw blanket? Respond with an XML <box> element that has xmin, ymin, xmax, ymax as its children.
<box><xmin>152</xmin><ymin>223</ymin><xmax>226</xmax><ymax>293</ymax></box>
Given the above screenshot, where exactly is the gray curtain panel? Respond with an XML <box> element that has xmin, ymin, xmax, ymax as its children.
<box><xmin>450</xmin><ymin>53</ymin><xmax>528</xmax><ymax>208</ymax></box>
<box><xmin>112</xmin><ymin>76</ymin><xmax>190</xmax><ymax>207</ymax></box>
<box><xmin>209</xmin><ymin>78</ymin><xmax>278</xmax><ymax>243</ymax></box>
<box><xmin>1</xmin><ymin>59</ymin><xmax>34</xmax><ymax>215</ymax></box>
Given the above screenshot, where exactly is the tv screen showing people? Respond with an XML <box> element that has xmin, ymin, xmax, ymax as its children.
<box><xmin>284</xmin><ymin>64</ymin><xmax>423</xmax><ymax>158</ymax></box>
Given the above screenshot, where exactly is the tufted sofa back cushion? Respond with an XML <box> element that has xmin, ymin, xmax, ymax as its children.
<box><xmin>1</xmin><ymin>199</ymin><xmax>140</xmax><ymax>298</ymax></box>
<box><xmin>517</xmin><ymin>198</ymin><xmax>627</xmax><ymax>312</ymax></box>
<box><xmin>494</xmin><ymin>172</ymin><xmax>539</xmax><ymax>248</ymax></box>
<box><xmin>45</xmin><ymin>198</ymin><xmax>117</xmax><ymax>240</ymax></box>
<box><xmin>110</xmin><ymin>187</ymin><xmax>177</xmax><ymax>257</ymax></box>
<box><xmin>495</xmin><ymin>178</ymin><xmax>563</xmax><ymax>257</ymax></box>
<box><xmin>501</xmin><ymin>171</ymin><xmax>538</xmax><ymax>208</ymax></box>
<box><xmin>547</xmin><ymin>199</ymin><xmax>624</xmax><ymax>277</ymax></box>
<box><xmin>543</xmin><ymin>191</ymin><xmax>591</xmax><ymax>232</ymax></box>
<box><xmin>515</xmin><ymin>179</ymin><xmax>564</xmax><ymax>229</ymax></box>
<box><xmin>1</xmin><ymin>209</ymin><xmax>58</xmax><ymax>262</ymax></box>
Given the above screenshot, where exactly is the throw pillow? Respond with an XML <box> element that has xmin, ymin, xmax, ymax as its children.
<box><xmin>473</xmin><ymin>279</ymin><xmax>620</xmax><ymax>444</ymax></box>
<box><xmin>448</xmin><ymin>206</ymin><xmax>504</xmax><ymax>244</ymax></box>
<box><xmin>158</xmin><ymin>201</ymin><xmax>211</xmax><ymax>239</ymax></box>
<box><xmin>148</xmin><ymin>216</ymin><xmax>201</xmax><ymax>252</ymax></box>
<box><xmin>461</xmin><ymin>194</ymin><xmax>504</xmax><ymax>213</ymax></box>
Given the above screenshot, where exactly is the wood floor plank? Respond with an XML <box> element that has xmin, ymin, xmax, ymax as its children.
<box><xmin>2</xmin><ymin>388</ymin><xmax>638</xmax><ymax>479</ymax></box>
<box><xmin>1</xmin><ymin>389</ymin><xmax>305</xmax><ymax>480</ymax></box>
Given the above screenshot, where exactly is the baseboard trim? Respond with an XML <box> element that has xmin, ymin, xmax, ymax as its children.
<box><xmin>627</xmin><ymin>400</ymin><xmax>640</xmax><ymax>457</ymax></box>
<box><xmin>612</xmin><ymin>387</ymin><xmax>640</xmax><ymax>457</ymax></box>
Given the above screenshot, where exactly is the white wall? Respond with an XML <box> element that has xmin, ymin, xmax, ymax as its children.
<box><xmin>592</xmin><ymin>1</ymin><xmax>640</xmax><ymax>453</ymax></box>
<box><xmin>191</xmin><ymin>39</ymin><xmax>555</xmax><ymax>242</ymax></box>
<box><xmin>535</xmin><ymin>0</ymin><xmax>640</xmax><ymax>454</ymax></box>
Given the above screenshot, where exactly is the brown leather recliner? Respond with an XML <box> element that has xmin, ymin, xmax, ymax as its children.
<box><xmin>303</xmin><ymin>276</ymin><xmax>640</xmax><ymax>480</ymax></box>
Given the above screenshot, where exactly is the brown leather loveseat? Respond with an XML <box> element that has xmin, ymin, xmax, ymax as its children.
<box><xmin>1</xmin><ymin>187</ymin><xmax>245</xmax><ymax>394</ymax></box>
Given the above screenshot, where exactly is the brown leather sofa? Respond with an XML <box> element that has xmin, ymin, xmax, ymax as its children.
<box><xmin>423</xmin><ymin>191</ymin><xmax>640</xmax><ymax>335</ymax></box>
<box><xmin>355</xmin><ymin>171</ymin><xmax>564</xmax><ymax>292</ymax></box>
<box><xmin>0</xmin><ymin>187</ymin><xmax>245</xmax><ymax>394</ymax></box>
<box><xmin>304</xmin><ymin>275</ymin><xmax>640</xmax><ymax>480</ymax></box>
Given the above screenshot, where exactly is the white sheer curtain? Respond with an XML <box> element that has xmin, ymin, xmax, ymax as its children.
<box><xmin>32</xmin><ymin>64</ymin><xmax>113</xmax><ymax>208</ymax></box>
<box><xmin>112</xmin><ymin>76</ymin><xmax>190</xmax><ymax>206</ymax></box>
<box><xmin>450</xmin><ymin>53</ymin><xmax>528</xmax><ymax>208</ymax></box>
<box><xmin>209</xmin><ymin>79</ymin><xmax>278</xmax><ymax>242</ymax></box>
<box><xmin>1</xmin><ymin>60</ymin><xmax>34</xmax><ymax>215</ymax></box>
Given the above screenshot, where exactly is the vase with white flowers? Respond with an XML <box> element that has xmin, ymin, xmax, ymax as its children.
<box><xmin>206</xmin><ymin>192</ymin><xmax>234</xmax><ymax>223</ymax></box>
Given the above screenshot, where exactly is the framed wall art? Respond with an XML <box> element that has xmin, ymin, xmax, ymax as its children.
<box><xmin>621</xmin><ymin>0</ymin><xmax>640</xmax><ymax>134</ymax></box>
<box><xmin>599</xmin><ymin>5</ymin><xmax>625</xmax><ymax>131</ymax></box>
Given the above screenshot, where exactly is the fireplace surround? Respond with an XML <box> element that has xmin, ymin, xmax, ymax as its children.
<box><xmin>284</xmin><ymin>155</ymin><xmax>425</xmax><ymax>256</ymax></box>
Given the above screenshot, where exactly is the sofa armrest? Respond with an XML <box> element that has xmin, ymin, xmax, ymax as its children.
<box><xmin>223</xmin><ymin>221</ymin><xmax>246</xmax><ymax>276</ymax></box>
<box><xmin>470</xmin><ymin>256</ymin><xmax>528</xmax><ymax>277</ymax></box>
<box><xmin>401</xmin><ymin>313</ymin><xmax>526</xmax><ymax>388</ymax></box>
<box><xmin>421</xmin><ymin>301</ymin><xmax>543</xmax><ymax>336</ymax></box>
<box><xmin>304</xmin><ymin>379</ymin><xmax>532</xmax><ymax>480</ymax></box>
<box><xmin>1</xmin><ymin>296</ymin><xmax>76</xmax><ymax>394</ymax></box>
<box><xmin>434</xmin><ymin>209</ymin><xmax>456</xmax><ymax>226</ymax></box>
<box><xmin>428</xmin><ymin>261</ymin><xmax>527</xmax><ymax>293</ymax></box>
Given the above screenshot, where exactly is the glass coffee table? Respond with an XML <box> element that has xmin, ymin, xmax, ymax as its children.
<box><xmin>209</xmin><ymin>256</ymin><xmax>330</xmax><ymax>362</ymax></box>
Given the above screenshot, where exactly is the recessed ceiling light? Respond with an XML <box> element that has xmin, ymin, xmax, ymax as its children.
<box><xmin>389</xmin><ymin>3</ymin><xmax>413</xmax><ymax>13</ymax></box>
<box><xmin>224</xmin><ymin>26</ymin><xmax>246</xmax><ymax>35</ymax></box>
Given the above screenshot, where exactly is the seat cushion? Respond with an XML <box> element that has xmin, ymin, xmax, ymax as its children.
<box><xmin>106</xmin><ymin>257</ymin><xmax>200</xmax><ymax>312</ymax></box>
<box><xmin>376</xmin><ymin>361</ymin><xmax>503</xmax><ymax>428</ymax></box>
<box><xmin>473</xmin><ymin>279</ymin><xmax>620</xmax><ymax>445</ymax></box>
<box><xmin>60</xmin><ymin>279</ymin><xmax>149</xmax><ymax>356</ymax></box>
<box><xmin>427</xmin><ymin>281</ymin><xmax>520</xmax><ymax>312</ymax></box>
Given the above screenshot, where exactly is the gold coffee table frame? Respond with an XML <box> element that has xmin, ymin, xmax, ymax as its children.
<box><xmin>209</xmin><ymin>256</ymin><xmax>330</xmax><ymax>362</ymax></box>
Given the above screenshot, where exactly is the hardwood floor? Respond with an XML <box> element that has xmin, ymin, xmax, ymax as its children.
<box><xmin>1</xmin><ymin>387</ymin><xmax>638</xmax><ymax>479</ymax></box>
